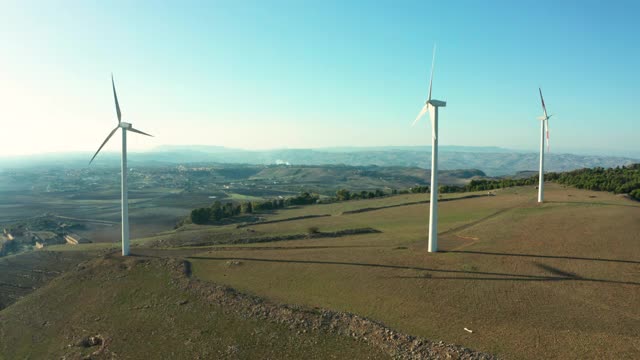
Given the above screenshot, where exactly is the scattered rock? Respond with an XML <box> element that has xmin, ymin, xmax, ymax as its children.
<box><xmin>76</xmin><ymin>335</ymin><xmax>103</xmax><ymax>348</ymax></box>
<box><xmin>226</xmin><ymin>344</ymin><xmax>239</xmax><ymax>355</ymax></box>
<box><xmin>166</xmin><ymin>259</ymin><xmax>497</xmax><ymax>360</ymax></box>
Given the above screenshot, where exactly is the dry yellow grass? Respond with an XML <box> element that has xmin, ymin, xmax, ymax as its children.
<box><xmin>3</xmin><ymin>183</ymin><xmax>638</xmax><ymax>359</ymax></box>
<box><xmin>186</xmin><ymin>184</ymin><xmax>640</xmax><ymax>359</ymax></box>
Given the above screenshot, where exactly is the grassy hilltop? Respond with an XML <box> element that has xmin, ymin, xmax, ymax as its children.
<box><xmin>0</xmin><ymin>183</ymin><xmax>639</xmax><ymax>359</ymax></box>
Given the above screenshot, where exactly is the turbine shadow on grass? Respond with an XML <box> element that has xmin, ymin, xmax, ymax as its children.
<box><xmin>443</xmin><ymin>250</ymin><xmax>640</xmax><ymax>265</ymax></box>
<box><xmin>129</xmin><ymin>245</ymin><xmax>382</xmax><ymax>259</ymax></box>
<box><xmin>128</xmin><ymin>253</ymin><xmax>160</xmax><ymax>258</ymax></box>
<box><xmin>544</xmin><ymin>200</ymin><xmax>640</xmax><ymax>208</ymax></box>
<box><xmin>438</xmin><ymin>205</ymin><xmax>517</xmax><ymax>237</ymax></box>
<box><xmin>533</xmin><ymin>262</ymin><xmax>581</xmax><ymax>278</ymax></box>
<box><xmin>203</xmin><ymin>245</ymin><xmax>383</xmax><ymax>252</ymax></box>
<box><xmin>186</xmin><ymin>256</ymin><xmax>640</xmax><ymax>286</ymax></box>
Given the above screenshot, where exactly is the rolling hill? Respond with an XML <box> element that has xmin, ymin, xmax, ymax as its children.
<box><xmin>1</xmin><ymin>184</ymin><xmax>638</xmax><ymax>359</ymax></box>
<box><xmin>2</xmin><ymin>146</ymin><xmax>637</xmax><ymax>176</ymax></box>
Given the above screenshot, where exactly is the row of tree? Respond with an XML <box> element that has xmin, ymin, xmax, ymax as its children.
<box><xmin>545</xmin><ymin>164</ymin><xmax>640</xmax><ymax>199</ymax></box>
<box><xmin>189</xmin><ymin>192</ymin><xmax>322</xmax><ymax>225</ymax></box>
<box><xmin>443</xmin><ymin>164</ymin><xmax>640</xmax><ymax>199</ymax></box>
<box><xmin>437</xmin><ymin>177</ymin><xmax>540</xmax><ymax>193</ymax></box>
<box><xmin>436</xmin><ymin>164</ymin><xmax>640</xmax><ymax>198</ymax></box>
<box><xmin>189</xmin><ymin>164</ymin><xmax>640</xmax><ymax>225</ymax></box>
<box><xmin>335</xmin><ymin>188</ymin><xmax>387</xmax><ymax>201</ymax></box>
<box><xmin>190</xmin><ymin>201</ymin><xmax>243</xmax><ymax>224</ymax></box>
<box><xmin>189</xmin><ymin>178</ymin><xmax>530</xmax><ymax>225</ymax></box>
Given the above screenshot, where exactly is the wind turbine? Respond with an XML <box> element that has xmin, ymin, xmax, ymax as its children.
<box><xmin>413</xmin><ymin>45</ymin><xmax>446</xmax><ymax>253</ymax></box>
<box><xmin>90</xmin><ymin>75</ymin><xmax>153</xmax><ymax>256</ymax></box>
<box><xmin>537</xmin><ymin>88</ymin><xmax>552</xmax><ymax>203</ymax></box>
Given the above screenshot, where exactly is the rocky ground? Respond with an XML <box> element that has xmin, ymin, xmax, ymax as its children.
<box><xmin>167</xmin><ymin>257</ymin><xmax>496</xmax><ymax>360</ymax></box>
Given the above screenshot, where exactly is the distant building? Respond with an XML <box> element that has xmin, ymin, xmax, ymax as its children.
<box><xmin>64</xmin><ymin>233</ymin><xmax>91</xmax><ymax>245</ymax></box>
<box><xmin>2</xmin><ymin>229</ymin><xmax>14</xmax><ymax>240</ymax></box>
<box><xmin>31</xmin><ymin>231</ymin><xmax>65</xmax><ymax>247</ymax></box>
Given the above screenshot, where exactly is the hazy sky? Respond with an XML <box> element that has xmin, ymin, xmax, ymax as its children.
<box><xmin>1</xmin><ymin>0</ymin><xmax>638</xmax><ymax>156</ymax></box>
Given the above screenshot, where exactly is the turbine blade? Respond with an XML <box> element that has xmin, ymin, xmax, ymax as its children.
<box><xmin>89</xmin><ymin>126</ymin><xmax>119</xmax><ymax>164</ymax></box>
<box><xmin>412</xmin><ymin>104</ymin><xmax>429</xmax><ymax>127</ymax></box>
<box><xmin>112</xmin><ymin>74</ymin><xmax>122</xmax><ymax>123</ymax></box>
<box><xmin>545</xmin><ymin>119</ymin><xmax>550</xmax><ymax>152</ymax></box>
<box><xmin>429</xmin><ymin>104</ymin><xmax>437</xmax><ymax>140</ymax></box>
<box><xmin>427</xmin><ymin>44</ymin><xmax>436</xmax><ymax>101</ymax></box>
<box><xmin>538</xmin><ymin>87</ymin><xmax>548</xmax><ymax>119</ymax></box>
<box><xmin>128</xmin><ymin>127</ymin><xmax>154</xmax><ymax>137</ymax></box>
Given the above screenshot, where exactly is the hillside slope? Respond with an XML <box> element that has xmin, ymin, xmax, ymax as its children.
<box><xmin>0</xmin><ymin>254</ymin><xmax>495</xmax><ymax>359</ymax></box>
<box><xmin>0</xmin><ymin>255</ymin><xmax>391</xmax><ymax>360</ymax></box>
<box><xmin>159</xmin><ymin>184</ymin><xmax>640</xmax><ymax>359</ymax></box>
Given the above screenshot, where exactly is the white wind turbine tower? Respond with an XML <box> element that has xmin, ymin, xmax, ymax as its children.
<box><xmin>90</xmin><ymin>75</ymin><xmax>153</xmax><ymax>256</ymax></box>
<box><xmin>537</xmin><ymin>88</ymin><xmax>552</xmax><ymax>203</ymax></box>
<box><xmin>412</xmin><ymin>45</ymin><xmax>446</xmax><ymax>253</ymax></box>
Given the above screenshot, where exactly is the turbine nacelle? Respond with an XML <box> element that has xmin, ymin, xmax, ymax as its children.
<box><xmin>427</xmin><ymin>99</ymin><xmax>447</xmax><ymax>107</ymax></box>
<box><xmin>119</xmin><ymin>122</ymin><xmax>132</xmax><ymax>129</ymax></box>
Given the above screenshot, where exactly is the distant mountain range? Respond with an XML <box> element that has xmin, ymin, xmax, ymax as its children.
<box><xmin>1</xmin><ymin>145</ymin><xmax>638</xmax><ymax>176</ymax></box>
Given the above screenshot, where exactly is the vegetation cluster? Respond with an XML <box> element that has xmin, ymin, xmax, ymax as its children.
<box><xmin>188</xmin><ymin>189</ymin><xmax>393</xmax><ymax>225</ymax></box>
<box><xmin>545</xmin><ymin>164</ymin><xmax>640</xmax><ymax>200</ymax></box>
<box><xmin>187</xmin><ymin>164</ymin><xmax>640</xmax><ymax>226</ymax></box>
<box><xmin>437</xmin><ymin>177</ymin><xmax>537</xmax><ymax>193</ymax></box>
<box><xmin>438</xmin><ymin>164</ymin><xmax>640</xmax><ymax>199</ymax></box>
<box><xmin>189</xmin><ymin>192</ymin><xmax>320</xmax><ymax>225</ymax></box>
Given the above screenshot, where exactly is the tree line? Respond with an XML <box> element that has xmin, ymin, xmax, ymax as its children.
<box><xmin>189</xmin><ymin>192</ymin><xmax>321</xmax><ymax>225</ymax></box>
<box><xmin>188</xmin><ymin>188</ymin><xmax>394</xmax><ymax>225</ymax></box>
<box><xmin>545</xmin><ymin>164</ymin><xmax>640</xmax><ymax>200</ymax></box>
<box><xmin>437</xmin><ymin>164</ymin><xmax>640</xmax><ymax>199</ymax></box>
<box><xmin>188</xmin><ymin>163</ymin><xmax>640</xmax><ymax>225</ymax></box>
<box><xmin>437</xmin><ymin>177</ymin><xmax>539</xmax><ymax>193</ymax></box>
<box><xmin>435</xmin><ymin>164</ymin><xmax>640</xmax><ymax>198</ymax></box>
<box><xmin>188</xmin><ymin>179</ymin><xmax>533</xmax><ymax>225</ymax></box>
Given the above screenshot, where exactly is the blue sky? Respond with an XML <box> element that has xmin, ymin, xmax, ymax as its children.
<box><xmin>1</xmin><ymin>0</ymin><xmax>638</xmax><ymax>156</ymax></box>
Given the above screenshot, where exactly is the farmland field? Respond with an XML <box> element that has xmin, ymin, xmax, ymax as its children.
<box><xmin>0</xmin><ymin>164</ymin><xmax>489</xmax><ymax>246</ymax></box>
